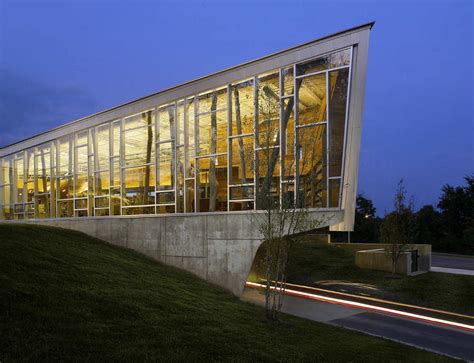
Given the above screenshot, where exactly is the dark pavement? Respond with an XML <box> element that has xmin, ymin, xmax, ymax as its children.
<box><xmin>331</xmin><ymin>312</ymin><xmax>474</xmax><ymax>361</ymax></box>
<box><xmin>432</xmin><ymin>253</ymin><xmax>474</xmax><ymax>271</ymax></box>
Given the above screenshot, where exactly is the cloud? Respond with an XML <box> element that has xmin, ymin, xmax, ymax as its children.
<box><xmin>0</xmin><ymin>68</ymin><xmax>96</xmax><ymax>148</ymax></box>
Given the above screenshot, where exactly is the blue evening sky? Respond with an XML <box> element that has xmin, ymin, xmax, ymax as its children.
<box><xmin>0</xmin><ymin>0</ymin><xmax>472</xmax><ymax>214</ymax></box>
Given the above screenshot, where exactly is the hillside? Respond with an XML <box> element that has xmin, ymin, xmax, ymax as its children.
<box><xmin>0</xmin><ymin>224</ymin><xmax>450</xmax><ymax>361</ymax></box>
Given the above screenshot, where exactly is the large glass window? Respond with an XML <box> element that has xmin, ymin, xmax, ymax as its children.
<box><xmin>197</xmin><ymin>155</ymin><xmax>227</xmax><ymax>212</ymax></box>
<box><xmin>0</xmin><ymin>48</ymin><xmax>352</xmax><ymax>221</ymax></box>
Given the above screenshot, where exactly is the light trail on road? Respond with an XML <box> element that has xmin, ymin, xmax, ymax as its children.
<box><xmin>245</xmin><ymin>281</ymin><xmax>474</xmax><ymax>332</ymax></box>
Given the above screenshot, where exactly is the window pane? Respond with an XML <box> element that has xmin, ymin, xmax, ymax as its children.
<box><xmin>256</xmin><ymin>148</ymin><xmax>280</xmax><ymax>209</ymax></box>
<box><xmin>282</xmin><ymin>67</ymin><xmax>294</xmax><ymax>96</ymax></box>
<box><xmin>1</xmin><ymin>157</ymin><xmax>12</xmax><ymax>185</ymax></box>
<box><xmin>95</xmin><ymin>197</ymin><xmax>109</xmax><ymax>208</ymax></box>
<box><xmin>229</xmin><ymin>200</ymin><xmax>254</xmax><ymax>211</ymax></box>
<box><xmin>75</xmin><ymin>174</ymin><xmax>88</xmax><ymax>198</ymax></box>
<box><xmin>329</xmin><ymin>68</ymin><xmax>349</xmax><ymax>177</ymax></box>
<box><xmin>1</xmin><ymin>204</ymin><xmax>13</xmax><ymax>220</ymax></box>
<box><xmin>26</xmin><ymin>181</ymin><xmax>34</xmax><ymax>202</ymax></box>
<box><xmin>282</xmin><ymin>98</ymin><xmax>295</xmax><ymax>181</ymax></box>
<box><xmin>75</xmin><ymin>199</ymin><xmax>87</xmax><ymax>209</ymax></box>
<box><xmin>197</xmin><ymin>156</ymin><xmax>227</xmax><ymax>212</ymax></box>
<box><xmin>122</xmin><ymin>165</ymin><xmax>155</xmax><ymax>206</ymax></box>
<box><xmin>230</xmin><ymin>136</ymin><xmax>253</xmax><ymax>185</ymax></box>
<box><xmin>296</xmin><ymin>49</ymin><xmax>351</xmax><ymax>75</ymax></box>
<box><xmin>197</xmin><ymin>110</ymin><xmax>227</xmax><ymax>155</ymax></box>
<box><xmin>75</xmin><ymin>145</ymin><xmax>88</xmax><ymax>197</ymax></box>
<box><xmin>14</xmin><ymin>158</ymin><xmax>24</xmax><ymax>204</ymax></box>
<box><xmin>110</xmin><ymin>187</ymin><xmax>121</xmax><ymax>215</ymax></box>
<box><xmin>297</xmin><ymin>125</ymin><xmax>327</xmax><ymax>208</ymax></box>
<box><xmin>95</xmin><ymin>208</ymin><xmax>109</xmax><ymax>217</ymax></box>
<box><xmin>1</xmin><ymin>185</ymin><xmax>11</xmax><ymax>207</ymax></box>
<box><xmin>76</xmin><ymin>131</ymin><xmax>88</xmax><ymax>146</ymax></box>
<box><xmin>26</xmin><ymin>150</ymin><xmax>34</xmax><ymax>181</ymax></box>
<box><xmin>96</xmin><ymin>125</ymin><xmax>110</xmax><ymax>171</ymax></box>
<box><xmin>298</xmin><ymin>73</ymin><xmax>327</xmax><ymax>125</ymax></box>
<box><xmin>58</xmin><ymin>200</ymin><xmax>73</xmax><ymax>218</ymax></box>
<box><xmin>157</xmin><ymin>142</ymin><xmax>174</xmax><ymax>191</ymax></box>
<box><xmin>58</xmin><ymin>136</ymin><xmax>73</xmax><ymax>176</ymax></box>
<box><xmin>95</xmin><ymin>171</ymin><xmax>109</xmax><ymax>196</ymax></box>
<box><xmin>185</xmin><ymin>179</ymin><xmax>194</xmax><ymax>213</ymax></box>
<box><xmin>111</xmin><ymin>158</ymin><xmax>120</xmax><ymax>187</ymax></box>
<box><xmin>158</xmin><ymin>105</ymin><xmax>175</xmax><ymax>142</ymax></box>
<box><xmin>231</xmin><ymin>79</ymin><xmax>254</xmax><ymax>136</ymax></box>
<box><xmin>35</xmin><ymin>195</ymin><xmax>51</xmax><ymax>218</ymax></box>
<box><xmin>176</xmin><ymin>146</ymin><xmax>184</xmax><ymax>213</ymax></box>
<box><xmin>58</xmin><ymin>176</ymin><xmax>74</xmax><ymax>199</ymax></box>
<box><xmin>177</xmin><ymin>101</ymin><xmax>185</xmax><ymax>146</ymax></box>
<box><xmin>36</xmin><ymin>152</ymin><xmax>51</xmax><ymax>193</ymax></box>
<box><xmin>198</xmin><ymin>88</ymin><xmax>227</xmax><ymax>113</ymax></box>
<box><xmin>112</xmin><ymin>122</ymin><xmax>120</xmax><ymax>156</ymax></box>
<box><xmin>75</xmin><ymin>210</ymin><xmax>88</xmax><ymax>217</ymax></box>
<box><xmin>124</xmin><ymin>110</ymin><xmax>154</xmax><ymax>130</ymax></box>
<box><xmin>157</xmin><ymin>205</ymin><xmax>175</xmax><ymax>214</ymax></box>
<box><xmin>257</xmin><ymin>72</ymin><xmax>279</xmax><ymax>148</ymax></box>
<box><xmin>230</xmin><ymin>186</ymin><xmax>254</xmax><ymax>200</ymax></box>
<box><xmin>123</xmin><ymin>125</ymin><xmax>155</xmax><ymax>166</ymax></box>
<box><xmin>185</xmin><ymin>98</ymin><xmax>195</xmax><ymax>171</ymax></box>
<box><xmin>157</xmin><ymin>192</ymin><xmax>174</xmax><ymax>204</ymax></box>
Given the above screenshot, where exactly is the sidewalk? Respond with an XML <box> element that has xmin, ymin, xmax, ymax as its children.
<box><xmin>430</xmin><ymin>266</ymin><xmax>474</xmax><ymax>276</ymax></box>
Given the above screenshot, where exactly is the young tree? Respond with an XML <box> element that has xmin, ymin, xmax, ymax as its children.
<box><xmin>380</xmin><ymin>179</ymin><xmax>416</xmax><ymax>275</ymax></box>
<box><xmin>252</xmin><ymin>75</ymin><xmax>324</xmax><ymax>321</ymax></box>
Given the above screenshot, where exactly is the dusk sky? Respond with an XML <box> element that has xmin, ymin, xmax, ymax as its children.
<box><xmin>0</xmin><ymin>0</ymin><xmax>472</xmax><ymax>214</ymax></box>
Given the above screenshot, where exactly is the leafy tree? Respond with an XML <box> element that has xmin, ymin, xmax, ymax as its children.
<box><xmin>437</xmin><ymin>175</ymin><xmax>474</xmax><ymax>254</ymax></box>
<box><xmin>414</xmin><ymin>205</ymin><xmax>442</xmax><ymax>245</ymax></box>
<box><xmin>353</xmin><ymin>194</ymin><xmax>380</xmax><ymax>243</ymax></box>
<box><xmin>438</xmin><ymin>175</ymin><xmax>474</xmax><ymax>239</ymax></box>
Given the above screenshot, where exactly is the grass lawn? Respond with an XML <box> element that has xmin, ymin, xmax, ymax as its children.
<box><xmin>286</xmin><ymin>239</ymin><xmax>474</xmax><ymax>315</ymax></box>
<box><xmin>0</xmin><ymin>224</ymin><xmax>453</xmax><ymax>361</ymax></box>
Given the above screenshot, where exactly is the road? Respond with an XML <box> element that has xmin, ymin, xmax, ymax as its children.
<box><xmin>242</xmin><ymin>287</ymin><xmax>474</xmax><ymax>361</ymax></box>
<box><xmin>432</xmin><ymin>253</ymin><xmax>474</xmax><ymax>271</ymax></box>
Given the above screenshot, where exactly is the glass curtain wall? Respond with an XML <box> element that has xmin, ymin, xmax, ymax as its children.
<box><xmin>0</xmin><ymin>48</ymin><xmax>352</xmax><ymax>220</ymax></box>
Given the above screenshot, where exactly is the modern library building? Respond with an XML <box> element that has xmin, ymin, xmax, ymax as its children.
<box><xmin>0</xmin><ymin>23</ymin><xmax>372</xmax><ymax>234</ymax></box>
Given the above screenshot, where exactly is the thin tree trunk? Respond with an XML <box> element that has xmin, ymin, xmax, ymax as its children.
<box><xmin>209</xmin><ymin>93</ymin><xmax>218</xmax><ymax>211</ymax></box>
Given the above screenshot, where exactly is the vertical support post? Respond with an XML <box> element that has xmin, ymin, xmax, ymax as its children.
<box><xmin>227</xmin><ymin>84</ymin><xmax>231</xmax><ymax>212</ymax></box>
<box><xmin>253</xmin><ymin>76</ymin><xmax>258</xmax><ymax>210</ymax></box>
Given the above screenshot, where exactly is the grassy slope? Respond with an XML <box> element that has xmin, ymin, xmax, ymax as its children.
<box><xmin>287</xmin><ymin>240</ymin><xmax>474</xmax><ymax>315</ymax></box>
<box><xmin>0</xmin><ymin>224</ymin><xmax>451</xmax><ymax>362</ymax></box>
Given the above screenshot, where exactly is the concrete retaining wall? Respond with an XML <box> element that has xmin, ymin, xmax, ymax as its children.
<box><xmin>3</xmin><ymin>210</ymin><xmax>342</xmax><ymax>296</ymax></box>
<box><xmin>354</xmin><ymin>249</ymin><xmax>412</xmax><ymax>275</ymax></box>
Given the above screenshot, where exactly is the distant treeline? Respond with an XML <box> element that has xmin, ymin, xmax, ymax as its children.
<box><xmin>333</xmin><ymin>175</ymin><xmax>474</xmax><ymax>255</ymax></box>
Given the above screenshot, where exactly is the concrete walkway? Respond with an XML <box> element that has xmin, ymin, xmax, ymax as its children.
<box><xmin>242</xmin><ymin>288</ymin><xmax>474</xmax><ymax>361</ymax></box>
